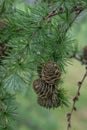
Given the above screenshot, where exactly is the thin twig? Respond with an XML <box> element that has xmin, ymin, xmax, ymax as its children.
<box><xmin>67</xmin><ymin>66</ymin><xmax>87</xmax><ymax>130</ymax></box>
<box><xmin>65</xmin><ymin>6</ymin><xmax>84</xmax><ymax>32</ymax></box>
<box><xmin>42</xmin><ymin>7</ymin><xmax>64</xmax><ymax>22</ymax></box>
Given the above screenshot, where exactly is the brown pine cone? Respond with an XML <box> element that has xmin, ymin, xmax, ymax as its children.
<box><xmin>33</xmin><ymin>78</ymin><xmax>61</xmax><ymax>109</ymax></box>
<box><xmin>33</xmin><ymin>78</ymin><xmax>44</xmax><ymax>95</ymax></box>
<box><xmin>83</xmin><ymin>45</ymin><xmax>87</xmax><ymax>60</ymax></box>
<box><xmin>33</xmin><ymin>78</ymin><xmax>48</xmax><ymax>98</ymax></box>
<box><xmin>42</xmin><ymin>61</ymin><xmax>61</xmax><ymax>84</ymax></box>
<box><xmin>37</xmin><ymin>94</ymin><xmax>60</xmax><ymax>109</ymax></box>
<box><xmin>33</xmin><ymin>78</ymin><xmax>59</xmax><ymax>98</ymax></box>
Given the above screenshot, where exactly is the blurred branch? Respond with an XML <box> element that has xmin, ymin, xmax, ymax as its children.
<box><xmin>67</xmin><ymin>66</ymin><xmax>87</xmax><ymax>130</ymax></box>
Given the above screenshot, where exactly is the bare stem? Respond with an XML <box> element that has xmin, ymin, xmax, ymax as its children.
<box><xmin>67</xmin><ymin>66</ymin><xmax>87</xmax><ymax>130</ymax></box>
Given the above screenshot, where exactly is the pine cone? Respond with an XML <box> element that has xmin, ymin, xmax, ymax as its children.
<box><xmin>33</xmin><ymin>78</ymin><xmax>47</xmax><ymax>98</ymax></box>
<box><xmin>33</xmin><ymin>78</ymin><xmax>61</xmax><ymax>109</ymax></box>
<box><xmin>42</xmin><ymin>61</ymin><xmax>61</xmax><ymax>84</ymax></box>
<box><xmin>83</xmin><ymin>45</ymin><xmax>87</xmax><ymax>60</ymax></box>
<box><xmin>37</xmin><ymin>94</ymin><xmax>60</xmax><ymax>109</ymax></box>
<box><xmin>33</xmin><ymin>78</ymin><xmax>58</xmax><ymax>98</ymax></box>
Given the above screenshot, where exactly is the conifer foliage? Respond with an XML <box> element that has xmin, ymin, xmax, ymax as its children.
<box><xmin>0</xmin><ymin>0</ymin><xmax>87</xmax><ymax>129</ymax></box>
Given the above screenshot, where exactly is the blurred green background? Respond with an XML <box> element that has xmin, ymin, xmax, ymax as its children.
<box><xmin>15</xmin><ymin>2</ymin><xmax>87</xmax><ymax>130</ymax></box>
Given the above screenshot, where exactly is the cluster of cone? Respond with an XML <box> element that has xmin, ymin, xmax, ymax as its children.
<box><xmin>33</xmin><ymin>61</ymin><xmax>62</xmax><ymax>109</ymax></box>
